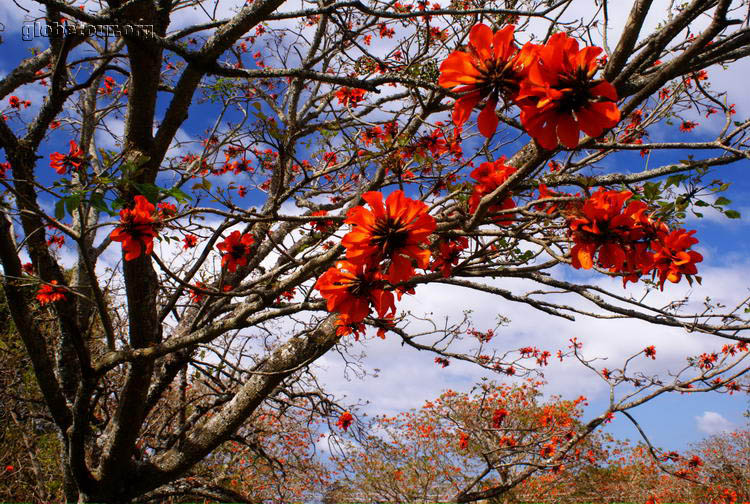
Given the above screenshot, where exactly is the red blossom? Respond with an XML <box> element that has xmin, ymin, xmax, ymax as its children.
<box><xmin>650</xmin><ymin>229</ymin><xmax>702</xmax><ymax>288</ymax></box>
<box><xmin>431</xmin><ymin>236</ymin><xmax>469</xmax><ymax>277</ymax></box>
<box><xmin>492</xmin><ymin>408</ymin><xmax>509</xmax><ymax>428</ymax></box>
<box><xmin>110</xmin><ymin>196</ymin><xmax>157</xmax><ymax>261</ymax></box>
<box><xmin>183</xmin><ymin>234</ymin><xmax>198</xmax><ymax>249</ymax></box>
<box><xmin>335</xmin><ymin>87</ymin><xmax>367</xmax><ymax>107</ymax></box>
<box><xmin>342</xmin><ymin>190</ymin><xmax>436</xmax><ymax>285</ymax></box>
<box><xmin>468</xmin><ymin>158</ymin><xmax>517</xmax><ymax>225</ymax></box>
<box><xmin>50</xmin><ymin>140</ymin><xmax>84</xmax><ymax>175</ymax></box>
<box><xmin>315</xmin><ymin>260</ymin><xmax>396</xmax><ymax>335</ymax></box>
<box><xmin>336</xmin><ymin>411</ymin><xmax>354</xmax><ymax>431</ymax></box>
<box><xmin>217</xmin><ymin>231</ymin><xmax>255</xmax><ymax>272</ymax></box>
<box><xmin>679</xmin><ymin>120</ymin><xmax>698</xmax><ymax>132</ymax></box>
<box><xmin>458</xmin><ymin>431</ymin><xmax>469</xmax><ymax>450</ymax></box>
<box><xmin>439</xmin><ymin>24</ymin><xmax>533</xmax><ymax>137</ymax></box>
<box><xmin>310</xmin><ymin>210</ymin><xmax>335</xmax><ymax>232</ymax></box>
<box><xmin>434</xmin><ymin>357</ymin><xmax>450</xmax><ymax>367</ymax></box>
<box><xmin>517</xmin><ymin>32</ymin><xmax>620</xmax><ymax>149</ymax></box>
<box><xmin>36</xmin><ymin>280</ymin><xmax>67</xmax><ymax>305</ymax></box>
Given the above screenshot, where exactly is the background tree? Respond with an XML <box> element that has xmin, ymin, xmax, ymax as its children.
<box><xmin>1</xmin><ymin>0</ymin><xmax>750</xmax><ymax>502</ymax></box>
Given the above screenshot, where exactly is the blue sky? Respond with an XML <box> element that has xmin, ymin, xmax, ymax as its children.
<box><xmin>1</xmin><ymin>0</ymin><xmax>749</xmax><ymax>456</ymax></box>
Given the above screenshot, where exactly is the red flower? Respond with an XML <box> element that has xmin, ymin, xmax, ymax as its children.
<box><xmin>217</xmin><ymin>230</ymin><xmax>255</xmax><ymax>273</ymax></box>
<box><xmin>644</xmin><ymin>345</ymin><xmax>656</xmax><ymax>360</ymax></box>
<box><xmin>540</xmin><ymin>442</ymin><xmax>556</xmax><ymax>458</ymax></box>
<box><xmin>110</xmin><ymin>196</ymin><xmax>157</xmax><ymax>261</ymax></box>
<box><xmin>432</xmin><ymin>236</ymin><xmax>469</xmax><ymax>277</ymax></box>
<box><xmin>0</xmin><ymin>161</ymin><xmax>9</xmax><ymax>178</ymax></box>
<box><xmin>458</xmin><ymin>432</ymin><xmax>470</xmax><ymax>450</ymax></box>
<box><xmin>8</xmin><ymin>96</ymin><xmax>21</xmax><ymax>109</ymax></box>
<box><xmin>434</xmin><ymin>357</ymin><xmax>450</xmax><ymax>367</ymax></box>
<box><xmin>468</xmin><ymin>158</ymin><xmax>517</xmax><ymax>225</ymax></box>
<box><xmin>157</xmin><ymin>202</ymin><xmax>178</xmax><ymax>219</ymax></box>
<box><xmin>492</xmin><ymin>408</ymin><xmax>509</xmax><ymax>428</ymax></box>
<box><xmin>568</xmin><ymin>189</ymin><xmax>651</xmax><ymax>272</ymax></box>
<box><xmin>687</xmin><ymin>455</ymin><xmax>703</xmax><ymax>468</ymax></box>
<box><xmin>182</xmin><ymin>234</ymin><xmax>198</xmax><ymax>249</ymax></box>
<box><xmin>315</xmin><ymin>260</ymin><xmax>396</xmax><ymax>331</ymax></box>
<box><xmin>190</xmin><ymin>282</ymin><xmax>206</xmax><ymax>304</ymax></box>
<box><xmin>337</xmin><ymin>411</ymin><xmax>354</xmax><ymax>431</ymax></box>
<box><xmin>650</xmin><ymin>229</ymin><xmax>702</xmax><ymax>287</ymax></box>
<box><xmin>679</xmin><ymin>120</ymin><xmax>698</xmax><ymax>132</ymax></box>
<box><xmin>439</xmin><ymin>24</ymin><xmax>533</xmax><ymax>137</ymax></box>
<box><xmin>517</xmin><ymin>32</ymin><xmax>620</xmax><ymax>149</ymax></box>
<box><xmin>310</xmin><ymin>210</ymin><xmax>334</xmax><ymax>232</ymax></box>
<box><xmin>342</xmin><ymin>190</ymin><xmax>436</xmax><ymax>285</ymax></box>
<box><xmin>50</xmin><ymin>140</ymin><xmax>84</xmax><ymax>175</ymax></box>
<box><xmin>4</xmin><ymin>465</ymin><xmax>13</xmax><ymax>472</ymax></box>
<box><xmin>335</xmin><ymin>87</ymin><xmax>367</xmax><ymax>107</ymax></box>
<box><xmin>36</xmin><ymin>280</ymin><xmax>66</xmax><ymax>305</ymax></box>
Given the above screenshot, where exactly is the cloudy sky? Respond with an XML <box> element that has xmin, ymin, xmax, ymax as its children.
<box><xmin>1</xmin><ymin>0</ymin><xmax>748</xmax><ymax>453</ymax></box>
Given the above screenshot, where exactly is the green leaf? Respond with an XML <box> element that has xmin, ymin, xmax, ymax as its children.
<box><xmin>643</xmin><ymin>182</ymin><xmax>660</xmax><ymax>200</ymax></box>
<box><xmin>54</xmin><ymin>199</ymin><xmax>66</xmax><ymax>221</ymax></box>
<box><xmin>694</xmin><ymin>199</ymin><xmax>709</xmax><ymax>207</ymax></box>
<box><xmin>134</xmin><ymin>183</ymin><xmax>160</xmax><ymax>203</ymax></box>
<box><xmin>91</xmin><ymin>193</ymin><xmax>115</xmax><ymax>216</ymax></box>
<box><xmin>714</xmin><ymin>196</ymin><xmax>731</xmax><ymax>206</ymax></box>
<box><xmin>191</xmin><ymin>179</ymin><xmax>212</xmax><ymax>192</ymax></box>
<box><xmin>167</xmin><ymin>187</ymin><xmax>192</xmax><ymax>203</ymax></box>
<box><xmin>65</xmin><ymin>194</ymin><xmax>81</xmax><ymax>215</ymax></box>
<box><xmin>725</xmin><ymin>209</ymin><xmax>741</xmax><ymax>219</ymax></box>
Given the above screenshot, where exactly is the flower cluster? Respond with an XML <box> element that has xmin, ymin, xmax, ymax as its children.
<box><xmin>335</xmin><ymin>87</ymin><xmax>367</xmax><ymax>107</ymax></box>
<box><xmin>110</xmin><ymin>196</ymin><xmax>158</xmax><ymax>261</ymax></box>
<box><xmin>315</xmin><ymin>190</ymin><xmax>436</xmax><ymax>337</ymax></box>
<box><xmin>440</xmin><ymin>24</ymin><xmax>620</xmax><ymax>149</ymax></box>
<box><xmin>567</xmin><ymin>188</ymin><xmax>702</xmax><ymax>288</ymax></box>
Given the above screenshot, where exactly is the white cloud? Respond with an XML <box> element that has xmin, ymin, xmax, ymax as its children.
<box><xmin>695</xmin><ymin>411</ymin><xmax>735</xmax><ymax>435</ymax></box>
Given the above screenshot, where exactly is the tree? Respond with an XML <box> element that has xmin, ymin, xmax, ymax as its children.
<box><xmin>1</xmin><ymin>0</ymin><xmax>750</xmax><ymax>502</ymax></box>
<box><xmin>328</xmin><ymin>379</ymin><xmax>607</xmax><ymax>503</ymax></box>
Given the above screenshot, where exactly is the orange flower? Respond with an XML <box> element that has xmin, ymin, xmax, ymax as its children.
<box><xmin>468</xmin><ymin>158</ymin><xmax>517</xmax><ymax>225</ymax></box>
<box><xmin>315</xmin><ymin>260</ymin><xmax>396</xmax><ymax>329</ymax></box>
<box><xmin>650</xmin><ymin>229</ymin><xmax>702</xmax><ymax>287</ymax></box>
<box><xmin>217</xmin><ymin>230</ymin><xmax>255</xmax><ymax>272</ymax></box>
<box><xmin>568</xmin><ymin>189</ymin><xmax>644</xmax><ymax>271</ymax></box>
<box><xmin>342</xmin><ymin>190</ymin><xmax>436</xmax><ymax>285</ymax></box>
<box><xmin>336</xmin><ymin>411</ymin><xmax>354</xmax><ymax>431</ymax></box>
<box><xmin>36</xmin><ymin>280</ymin><xmax>67</xmax><ymax>305</ymax></box>
<box><xmin>110</xmin><ymin>195</ymin><xmax>157</xmax><ymax>261</ymax></box>
<box><xmin>439</xmin><ymin>24</ymin><xmax>533</xmax><ymax>137</ymax></box>
<box><xmin>50</xmin><ymin>140</ymin><xmax>84</xmax><ymax>175</ymax></box>
<box><xmin>517</xmin><ymin>32</ymin><xmax>620</xmax><ymax>149</ymax></box>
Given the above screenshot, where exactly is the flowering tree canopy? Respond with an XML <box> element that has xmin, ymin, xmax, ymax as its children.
<box><xmin>1</xmin><ymin>0</ymin><xmax>750</xmax><ymax>502</ymax></box>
